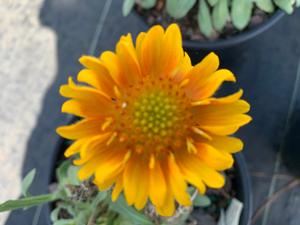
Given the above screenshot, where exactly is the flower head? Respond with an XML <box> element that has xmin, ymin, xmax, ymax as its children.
<box><xmin>57</xmin><ymin>24</ymin><xmax>251</xmax><ymax>216</ymax></box>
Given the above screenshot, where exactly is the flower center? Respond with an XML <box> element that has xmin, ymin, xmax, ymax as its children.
<box><xmin>133</xmin><ymin>91</ymin><xmax>179</xmax><ymax>138</ymax></box>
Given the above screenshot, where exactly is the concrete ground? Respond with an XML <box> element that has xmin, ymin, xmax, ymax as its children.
<box><xmin>1</xmin><ymin>0</ymin><xmax>300</xmax><ymax>225</ymax></box>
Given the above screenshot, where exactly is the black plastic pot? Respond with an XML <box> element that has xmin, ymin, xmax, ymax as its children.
<box><xmin>135</xmin><ymin>10</ymin><xmax>284</xmax><ymax>68</ymax></box>
<box><xmin>43</xmin><ymin>135</ymin><xmax>253</xmax><ymax>225</ymax></box>
<box><xmin>183</xmin><ymin>10</ymin><xmax>284</xmax><ymax>51</ymax></box>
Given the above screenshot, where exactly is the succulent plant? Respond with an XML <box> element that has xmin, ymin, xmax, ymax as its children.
<box><xmin>123</xmin><ymin>0</ymin><xmax>300</xmax><ymax>38</ymax></box>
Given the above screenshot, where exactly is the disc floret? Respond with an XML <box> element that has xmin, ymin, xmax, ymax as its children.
<box><xmin>133</xmin><ymin>90</ymin><xmax>179</xmax><ymax>138</ymax></box>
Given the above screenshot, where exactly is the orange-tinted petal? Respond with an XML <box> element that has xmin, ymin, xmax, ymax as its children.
<box><xmin>139</xmin><ymin>25</ymin><xmax>164</xmax><ymax>76</ymax></box>
<box><xmin>77</xmin><ymin>68</ymin><xmax>116</xmax><ymax>98</ymax></box>
<box><xmin>160</xmin><ymin>24</ymin><xmax>184</xmax><ymax>77</ymax></box>
<box><xmin>184</xmin><ymin>52</ymin><xmax>219</xmax><ymax>99</ymax></box>
<box><xmin>149</xmin><ymin>161</ymin><xmax>167</xmax><ymax>207</ymax></box>
<box><xmin>123</xmin><ymin>156</ymin><xmax>148</xmax><ymax>207</ymax></box>
<box><xmin>56</xmin><ymin>118</ymin><xmax>105</xmax><ymax>140</ymax></box>
<box><xmin>77</xmin><ymin>155</ymin><xmax>102</xmax><ymax>180</ymax></box>
<box><xmin>177</xmin><ymin>152</ymin><xmax>225</xmax><ymax>188</ymax></box>
<box><xmin>167</xmin><ymin>155</ymin><xmax>191</xmax><ymax>206</ymax></box>
<box><xmin>94</xmin><ymin>151</ymin><xmax>125</xmax><ymax>188</ymax></box>
<box><xmin>112</xmin><ymin>175</ymin><xmax>123</xmax><ymax>202</ymax></box>
<box><xmin>64</xmin><ymin>138</ymin><xmax>88</xmax><ymax>157</ymax></box>
<box><xmin>193</xmin><ymin>100</ymin><xmax>251</xmax><ymax>126</ymax></box>
<box><xmin>193</xmin><ymin>134</ymin><xmax>244</xmax><ymax>153</ymax></box>
<box><xmin>156</xmin><ymin>187</ymin><xmax>175</xmax><ymax>217</ymax></box>
<box><xmin>172</xmin><ymin>52</ymin><xmax>192</xmax><ymax>82</ymax></box>
<box><xmin>100</xmin><ymin>51</ymin><xmax>124</xmax><ymax>87</ymax></box>
<box><xmin>196</xmin><ymin>143</ymin><xmax>234</xmax><ymax>170</ymax></box>
<box><xmin>116</xmin><ymin>34</ymin><xmax>142</xmax><ymax>86</ymax></box>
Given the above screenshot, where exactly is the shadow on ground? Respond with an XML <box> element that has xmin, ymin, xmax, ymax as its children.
<box><xmin>5</xmin><ymin>0</ymin><xmax>106</xmax><ymax>224</ymax></box>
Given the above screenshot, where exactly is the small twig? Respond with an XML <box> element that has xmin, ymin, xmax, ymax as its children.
<box><xmin>251</xmin><ymin>178</ymin><xmax>300</xmax><ymax>224</ymax></box>
<box><xmin>87</xmin><ymin>213</ymin><xmax>96</xmax><ymax>225</ymax></box>
<box><xmin>87</xmin><ymin>210</ymin><xmax>97</xmax><ymax>225</ymax></box>
<box><xmin>251</xmin><ymin>171</ymin><xmax>293</xmax><ymax>180</ymax></box>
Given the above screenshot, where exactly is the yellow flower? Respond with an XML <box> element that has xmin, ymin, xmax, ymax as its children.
<box><xmin>57</xmin><ymin>24</ymin><xmax>251</xmax><ymax>216</ymax></box>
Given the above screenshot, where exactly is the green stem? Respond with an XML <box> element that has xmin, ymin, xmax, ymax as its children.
<box><xmin>0</xmin><ymin>193</ymin><xmax>57</xmax><ymax>212</ymax></box>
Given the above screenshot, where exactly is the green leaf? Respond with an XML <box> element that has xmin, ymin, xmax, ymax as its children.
<box><xmin>231</xmin><ymin>0</ymin><xmax>253</xmax><ymax>30</ymax></box>
<box><xmin>51</xmin><ymin>207</ymin><xmax>61</xmax><ymax>222</ymax></box>
<box><xmin>212</xmin><ymin>0</ymin><xmax>229</xmax><ymax>31</ymax></box>
<box><xmin>0</xmin><ymin>194</ymin><xmax>56</xmax><ymax>212</ymax></box>
<box><xmin>67</xmin><ymin>165</ymin><xmax>80</xmax><ymax>186</ymax></box>
<box><xmin>139</xmin><ymin>0</ymin><xmax>157</xmax><ymax>9</ymax></box>
<box><xmin>198</xmin><ymin>0</ymin><xmax>214</xmax><ymax>38</ymax></box>
<box><xmin>296</xmin><ymin>0</ymin><xmax>300</xmax><ymax>7</ymax></box>
<box><xmin>274</xmin><ymin>0</ymin><xmax>294</xmax><ymax>14</ymax></box>
<box><xmin>207</xmin><ymin>0</ymin><xmax>218</xmax><ymax>6</ymax></box>
<box><xmin>166</xmin><ymin>0</ymin><xmax>197</xmax><ymax>19</ymax></box>
<box><xmin>193</xmin><ymin>194</ymin><xmax>211</xmax><ymax>207</ymax></box>
<box><xmin>53</xmin><ymin>219</ymin><xmax>75</xmax><ymax>225</ymax></box>
<box><xmin>21</xmin><ymin>168</ymin><xmax>36</xmax><ymax>197</ymax></box>
<box><xmin>109</xmin><ymin>195</ymin><xmax>153</xmax><ymax>225</ymax></box>
<box><xmin>56</xmin><ymin>160</ymin><xmax>80</xmax><ymax>187</ymax></box>
<box><xmin>122</xmin><ymin>0</ymin><xmax>135</xmax><ymax>16</ymax></box>
<box><xmin>56</xmin><ymin>160</ymin><xmax>71</xmax><ymax>185</ymax></box>
<box><xmin>91</xmin><ymin>191</ymin><xmax>107</xmax><ymax>208</ymax></box>
<box><xmin>253</xmin><ymin>0</ymin><xmax>275</xmax><ymax>13</ymax></box>
<box><xmin>74</xmin><ymin>210</ymin><xmax>91</xmax><ymax>225</ymax></box>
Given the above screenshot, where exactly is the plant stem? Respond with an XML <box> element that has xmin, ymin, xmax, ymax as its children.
<box><xmin>251</xmin><ymin>178</ymin><xmax>300</xmax><ymax>224</ymax></box>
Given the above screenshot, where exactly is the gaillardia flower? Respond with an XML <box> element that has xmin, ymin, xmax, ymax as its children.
<box><xmin>57</xmin><ymin>24</ymin><xmax>251</xmax><ymax>216</ymax></box>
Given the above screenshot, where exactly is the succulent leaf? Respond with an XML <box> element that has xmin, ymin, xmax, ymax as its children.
<box><xmin>231</xmin><ymin>0</ymin><xmax>253</xmax><ymax>30</ymax></box>
<box><xmin>274</xmin><ymin>0</ymin><xmax>294</xmax><ymax>14</ymax></box>
<box><xmin>297</xmin><ymin>0</ymin><xmax>300</xmax><ymax>7</ymax></box>
<box><xmin>139</xmin><ymin>0</ymin><xmax>157</xmax><ymax>9</ymax></box>
<box><xmin>212</xmin><ymin>0</ymin><xmax>229</xmax><ymax>31</ymax></box>
<box><xmin>254</xmin><ymin>0</ymin><xmax>275</xmax><ymax>13</ymax></box>
<box><xmin>207</xmin><ymin>0</ymin><xmax>219</xmax><ymax>6</ymax></box>
<box><xmin>198</xmin><ymin>0</ymin><xmax>214</xmax><ymax>38</ymax></box>
<box><xmin>166</xmin><ymin>0</ymin><xmax>197</xmax><ymax>19</ymax></box>
<box><xmin>122</xmin><ymin>0</ymin><xmax>135</xmax><ymax>16</ymax></box>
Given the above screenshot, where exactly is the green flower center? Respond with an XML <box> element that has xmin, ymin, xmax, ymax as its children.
<box><xmin>133</xmin><ymin>91</ymin><xmax>179</xmax><ymax>138</ymax></box>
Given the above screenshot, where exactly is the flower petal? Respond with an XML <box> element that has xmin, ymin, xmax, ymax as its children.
<box><xmin>77</xmin><ymin>69</ymin><xmax>116</xmax><ymax>98</ymax></box>
<box><xmin>196</xmin><ymin>143</ymin><xmax>234</xmax><ymax>170</ymax></box>
<box><xmin>172</xmin><ymin>52</ymin><xmax>192</xmax><ymax>82</ymax></box>
<box><xmin>77</xmin><ymin>155</ymin><xmax>102</xmax><ymax>180</ymax></box>
<box><xmin>94</xmin><ymin>151</ymin><xmax>125</xmax><ymax>188</ymax></box>
<box><xmin>134</xmin><ymin>163</ymin><xmax>149</xmax><ymax>210</ymax></box>
<box><xmin>156</xmin><ymin>187</ymin><xmax>175</xmax><ymax>217</ymax></box>
<box><xmin>116</xmin><ymin>34</ymin><xmax>142</xmax><ymax>86</ymax></box>
<box><xmin>160</xmin><ymin>24</ymin><xmax>184</xmax><ymax>77</ymax></box>
<box><xmin>149</xmin><ymin>161</ymin><xmax>167</xmax><ymax>207</ymax></box>
<box><xmin>191</xmin><ymin>133</ymin><xmax>244</xmax><ymax>153</ymax></box>
<box><xmin>139</xmin><ymin>25</ymin><xmax>164</xmax><ymax>76</ymax></box>
<box><xmin>56</xmin><ymin>118</ymin><xmax>105</xmax><ymax>140</ymax></box>
<box><xmin>112</xmin><ymin>175</ymin><xmax>123</xmax><ymax>202</ymax></box>
<box><xmin>177</xmin><ymin>152</ymin><xmax>225</xmax><ymax>188</ymax></box>
<box><xmin>73</xmin><ymin>134</ymin><xmax>112</xmax><ymax>165</ymax></box>
<box><xmin>64</xmin><ymin>138</ymin><xmax>88</xmax><ymax>157</ymax></box>
<box><xmin>60</xmin><ymin>78</ymin><xmax>114</xmax><ymax>117</ymax></box>
<box><xmin>193</xmin><ymin>100</ymin><xmax>251</xmax><ymax>126</ymax></box>
<box><xmin>99</xmin><ymin>51</ymin><xmax>125</xmax><ymax>87</ymax></box>
<box><xmin>184</xmin><ymin>52</ymin><xmax>219</xmax><ymax>99</ymax></box>
<box><xmin>167</xmin><ymin>155</ymin><xmax>192</xmax><ymax>206</ymax></box>
<box><xmin>123</xmin><ymin>156</ymin><xmax>148</xmax><ymax>207</ymax></box>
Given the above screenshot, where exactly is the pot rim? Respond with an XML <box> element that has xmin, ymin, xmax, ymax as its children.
<box><xmin>136</xmin><ymin>9</ymin><xmax>284</xmax><ymax>50</ymax></box>
<box><xmin>183</xmin><ymin>10</ymin><xmax>285</xmax><ymax>50</ymax></box>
